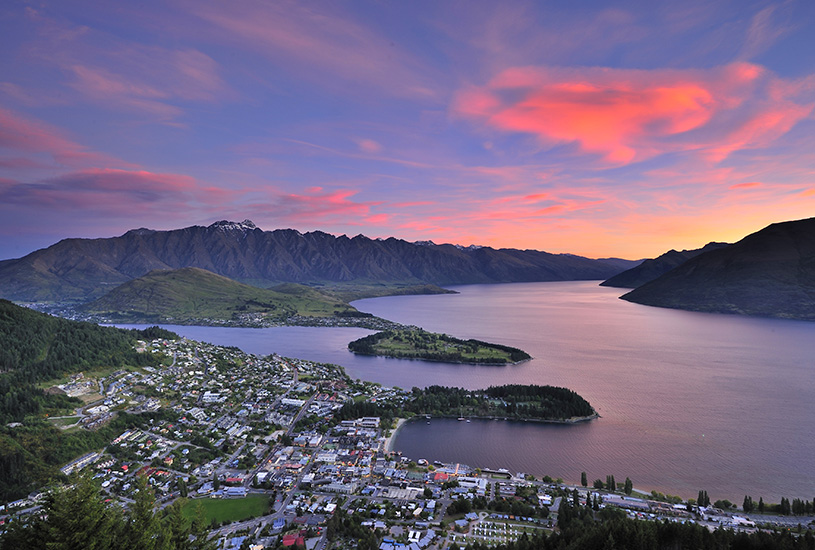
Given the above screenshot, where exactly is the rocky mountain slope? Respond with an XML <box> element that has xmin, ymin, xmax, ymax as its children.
<box><xmin>600</xmin><ymin>242</ymin><xmax>729</xmax><ymax>288</ymax></box>
<box><xmin>621</xmin><ymin>218</ymin><xmax>815</xmax><ymax>320</ymax></box>
<box><xmin>0</xmin><ymin>220</ymin><xmax>637</xmax><ymax>301</ymax></box>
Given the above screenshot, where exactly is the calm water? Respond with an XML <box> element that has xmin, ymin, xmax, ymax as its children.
<box><xmin>120</xmin><ymin>281</ymin><xmax>815</xmax><ymax>501</ymax></box>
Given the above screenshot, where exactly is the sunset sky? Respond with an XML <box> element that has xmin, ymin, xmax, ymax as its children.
<box><xmin>1</xmin><ymin>0</ymin><xmax>814</xmax><ymax>261</ymax></box>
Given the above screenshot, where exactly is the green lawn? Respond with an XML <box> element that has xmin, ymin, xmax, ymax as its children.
<box><xmin>182</xmin><ymin>495</ymin><xmax>270</xmax><ymax>524</ymax></box>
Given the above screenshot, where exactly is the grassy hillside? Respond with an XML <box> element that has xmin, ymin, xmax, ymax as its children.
<box><xmin>81</xmin><ymin>267</ymin><xmax>362</xmax><ymax>323</ymax></box>
<box><xmin>348</xmin><ymin>328</ymin><xmax>531</xmax><ymax>364</ymax></box>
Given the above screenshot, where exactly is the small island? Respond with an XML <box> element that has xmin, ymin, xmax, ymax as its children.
<box><xmin>348</xmin><ymin>328</ymin><xmax>531</xmax><ymax>364</ymax></box>
<box><xmin>337</xmin><ymin>384</ymin><xmax>598</xmax><ymax>424</ymax></box>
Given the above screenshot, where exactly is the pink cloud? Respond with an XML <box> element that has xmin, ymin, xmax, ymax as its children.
<box><xmin>232</xmin><ymin>188</ymin><xmax>383</xmax><ymax>229</ymax></box>
<box><xmin>356</xmin><ymin>139</ymin><xmax>382</xmax><ymax>154</ymax></box>
<box><xmin>192</xmin><ymin>0</ymin><xmax>438</xmax><ymax>100</ymax></box>
<box><xmin>453</xmin><ymin>63</ymin><xmax>813</xmax><ymax>165</ymax></box>
<box><xmin>0</xmin><ymin>168</ymin><xmax>202</xmax><ymax>212</ymax></box>
<box><xmin>65</xmin><ymin>48</ymin><xmax>230</xmax><ymax>119</ymax></box>
<box><xmin>0</xmin><ymin>107</ymin><xmax>122</xmax><ymax>168</ymax></box>
<box><xmin>362</xmin><ymin>213</ymin><xmax>389</xmax><ymax>224</ymax></box>
<box><xmin>729</xmin><ymin>181</ymin><xmax>761</xmax><ymax>190</ymax></box>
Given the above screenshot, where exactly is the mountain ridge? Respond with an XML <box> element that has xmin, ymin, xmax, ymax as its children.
<box><xmin>0</xmin><ymin>221</ymin><xmax>638</xmax><ymax>302</ymax></box>
<box><xmin>600</xmin><ymin>242</ymin><xmax>729</xmax><ymax>289</ymax></box>
<box><xmin>621</xmin><ymin>217</ymin><xmax>815</xmax><ymax>320</ymax></box>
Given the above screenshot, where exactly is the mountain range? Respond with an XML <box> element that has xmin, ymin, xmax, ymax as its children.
<box><xmin>0</xmin><ymin>220</ymin><xmax>637</xmax><ymax>302</ymax></box>
<box><xmin>600</xmin><ymin>241</ymin><xmax>729</xmax><ymax>289</ymax></box>
<box><xmin>620</xmin><ymin>217</ymin><xmax>815</xmax><ymax>320</ymax></box>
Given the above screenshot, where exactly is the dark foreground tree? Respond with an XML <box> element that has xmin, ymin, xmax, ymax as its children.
<box><xmin>0</xmin><ymin>475</ymin><xmax>215</xmax><ymax>550</ymax></box>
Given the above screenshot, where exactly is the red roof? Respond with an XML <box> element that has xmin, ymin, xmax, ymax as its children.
<box><xmin>434</xmin><ymin>472</ymin><xmax>448</xmax><ymax>481</ymax></box>
<box><xmin>282</xmin><ymin>537</ymin><xmax>305</xmax><ymax>547</ymax></box>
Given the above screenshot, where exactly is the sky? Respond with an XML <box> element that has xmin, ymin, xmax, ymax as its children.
<box><xmin>1</xmin><ymin>0</ymin><xmax>814</xmax><ymax>261</ymax></box>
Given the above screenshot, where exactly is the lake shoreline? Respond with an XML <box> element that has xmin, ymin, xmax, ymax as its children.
<box><xmin>348</xmin><ymin>352</ymin><xmax>532</xmax><ymax>366</ymax></box>
<box><xmin>384</xmin><ymin>418</ymin><xmax>408</xmax><ymax>453</ymax></box>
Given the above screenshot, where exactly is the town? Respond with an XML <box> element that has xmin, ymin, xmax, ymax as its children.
<box><xmin>3</xmin><ymin>337</ymin><xmax>814</xmax><ymax>549</ymax></box>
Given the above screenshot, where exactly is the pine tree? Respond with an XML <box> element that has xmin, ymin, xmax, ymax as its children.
<box><xmin>758</xmin><ymin>497</ymin><xmax>765</xmax><ymax>513</ymax></box>
<box><xmin>178</xmin><ymin>477</ymin><xmax>188</xmax><ymax>498</ymax></box>
<box><xmin>124</xmin><ymin>477</ymin><xmax>162</xmax><ymax>550</ymax></box>
<box><xmin>608</xmin><ymin>475</ymin><xmax>616</xmax><ymax>492</ymax></box>
<box><xmin>581</xmin><ymin>471</ymin><xmax>587</xmax><ymax>487</ymax></box>
<box><xmin>0</xmin><ymin>474</ymin><xmax>121</xmax><ymax>550</ymax></box>
<box><xmin>623</xmin><ymin>477</ymin><xmax>633</xmax><ymax>495</ymax></box>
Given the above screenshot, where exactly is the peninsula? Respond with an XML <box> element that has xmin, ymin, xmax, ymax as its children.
<box><xmin>337</xmin><ymin>384</ymin><xmax>597</xmax><ymax>424</ymax></box>
<box><xmin>347</xmin><ymin>328</ymin><xmax>531</xmax><ymax>364</ymax></box>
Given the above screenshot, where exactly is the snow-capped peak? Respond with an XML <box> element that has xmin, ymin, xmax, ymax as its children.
<box><xmin>209</xmin><ymin>219</ymin><xmax>258</xmax><ymax>232</ymax></box>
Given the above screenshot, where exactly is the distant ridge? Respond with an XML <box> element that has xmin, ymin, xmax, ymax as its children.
<box><xmin>0</xmin><ymin>220</ymin><xmax>638</xmax><ymax>302</ymax></box>
<box><xmin>600</xmin><ymin>242</ymin><xmax>729</xmax><ymax>289</ymax></box>
<box><xmin>621</xmin><ymin>217</ymin><xmax>815</xmax><ymax>320</ymax></box>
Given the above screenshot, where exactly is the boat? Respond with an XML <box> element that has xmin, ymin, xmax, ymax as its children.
<box><xmin>466</xmin><ymin>419</ymin><xmax>471</xmax><ymax>423</ymax></box>
<box><xmin>458</xmin><ymin>417</ymin><xmax>465</xmax><ymax>421</ymax></box>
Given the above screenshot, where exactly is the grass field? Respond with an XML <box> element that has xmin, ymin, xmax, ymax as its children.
<box><xmin>182</xmin><ymin>495</ymin><xmax>270</xmax><ymax>524</ymax></box>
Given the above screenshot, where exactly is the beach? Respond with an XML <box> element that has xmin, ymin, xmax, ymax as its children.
<box><xmin>383</xmin><ymin>418</ymin><xmax>408</xmax><ymax>453</ymax></box>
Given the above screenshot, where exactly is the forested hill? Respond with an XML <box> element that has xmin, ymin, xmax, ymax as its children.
<box><xmin>0</xmin><ymin>220</ymin><xmax>637</xmax><ymax>301</ymax></box>
<box><xmin>0</xmin><ymin>300</ymin><xmax>175</xmax><ymax>500</ymax></box>
<box><xmin>0</xmin><ymin>299</ymin><xmax>174</xmax><ymax>423</ymax></box>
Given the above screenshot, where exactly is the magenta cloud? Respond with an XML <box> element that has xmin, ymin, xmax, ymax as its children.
<box><xmin>453</xmin><ymin>63</ymin><xmax>813</xmax><ymax>165</ymax></box>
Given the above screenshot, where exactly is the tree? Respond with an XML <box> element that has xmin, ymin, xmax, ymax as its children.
<box><xmin>213</xmin><ymin>474</ymin><xmax>220</xmax><ymax>492</ymax></box>
<box><xmin>623</xmin><ymin>477</ymin><xmax>633</xmax><ymax>496</ymax></box>
<box><xmin>581</xmin><ymin>472</ymin><xmax>587</xmax><ymax>487</ymax></box>
<box><xmin>123</xmin><ymin>477</ymin><xmax>163</xmax><ymax>550</ymax></box>
<box><xmin>758</xmin><ymin>497</ymin><xmax>765</xmax><ymax>513</ymax></box>
<box><xmin>1</xmin><ymin>473</ymin><xmax>122</xmax><ymax>550</ymax></box>
<box><xmin>178</xmin><ymin>477</ymin><xmax>188</xmax><ymax>498</ymax></box>
<box><xmin>743</xmin><ymin>495</ymin><xmax>753</xmax><ymax>513</ymax></box>
<box><xmin>606</xmin><ymin>475</ymin><xmax>616</xmax><ymax>492</ymax></box>
<box><xmin>593</xmin><ymin>479</ymin><xmax>604</xmax><ymax>490</ymax></box>
<box><xmin>780</xmin><ymin>497</ymin><xmax>791</xmax><ymax>515</ymax></box>
<box><xmin>0</xmin><ymin>474</ymin><xmax>216</xmax><ymax>550</ymax></box>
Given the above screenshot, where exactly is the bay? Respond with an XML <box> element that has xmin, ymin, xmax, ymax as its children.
<box><xmin>119</xmin><ymin>281</ymin><xmax>815</xmax><ymax>501</ymax></box>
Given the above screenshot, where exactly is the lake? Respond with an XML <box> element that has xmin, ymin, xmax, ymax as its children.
<box><xmin>120</xmin><ymin>281</ymin><xmax>815</xmax><ymax>501</ymax></box>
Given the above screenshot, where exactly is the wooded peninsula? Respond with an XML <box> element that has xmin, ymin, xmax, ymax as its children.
<box><xmin>335</xmin><ymin>384</ymin><xmax>597</xmax><ymax>425</ymax></box>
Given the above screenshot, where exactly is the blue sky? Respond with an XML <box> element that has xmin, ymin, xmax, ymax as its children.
<box><xmin>1</xmin><ymin>0</ymin><xmax>813</xmax><ymax>260</ymax></box>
